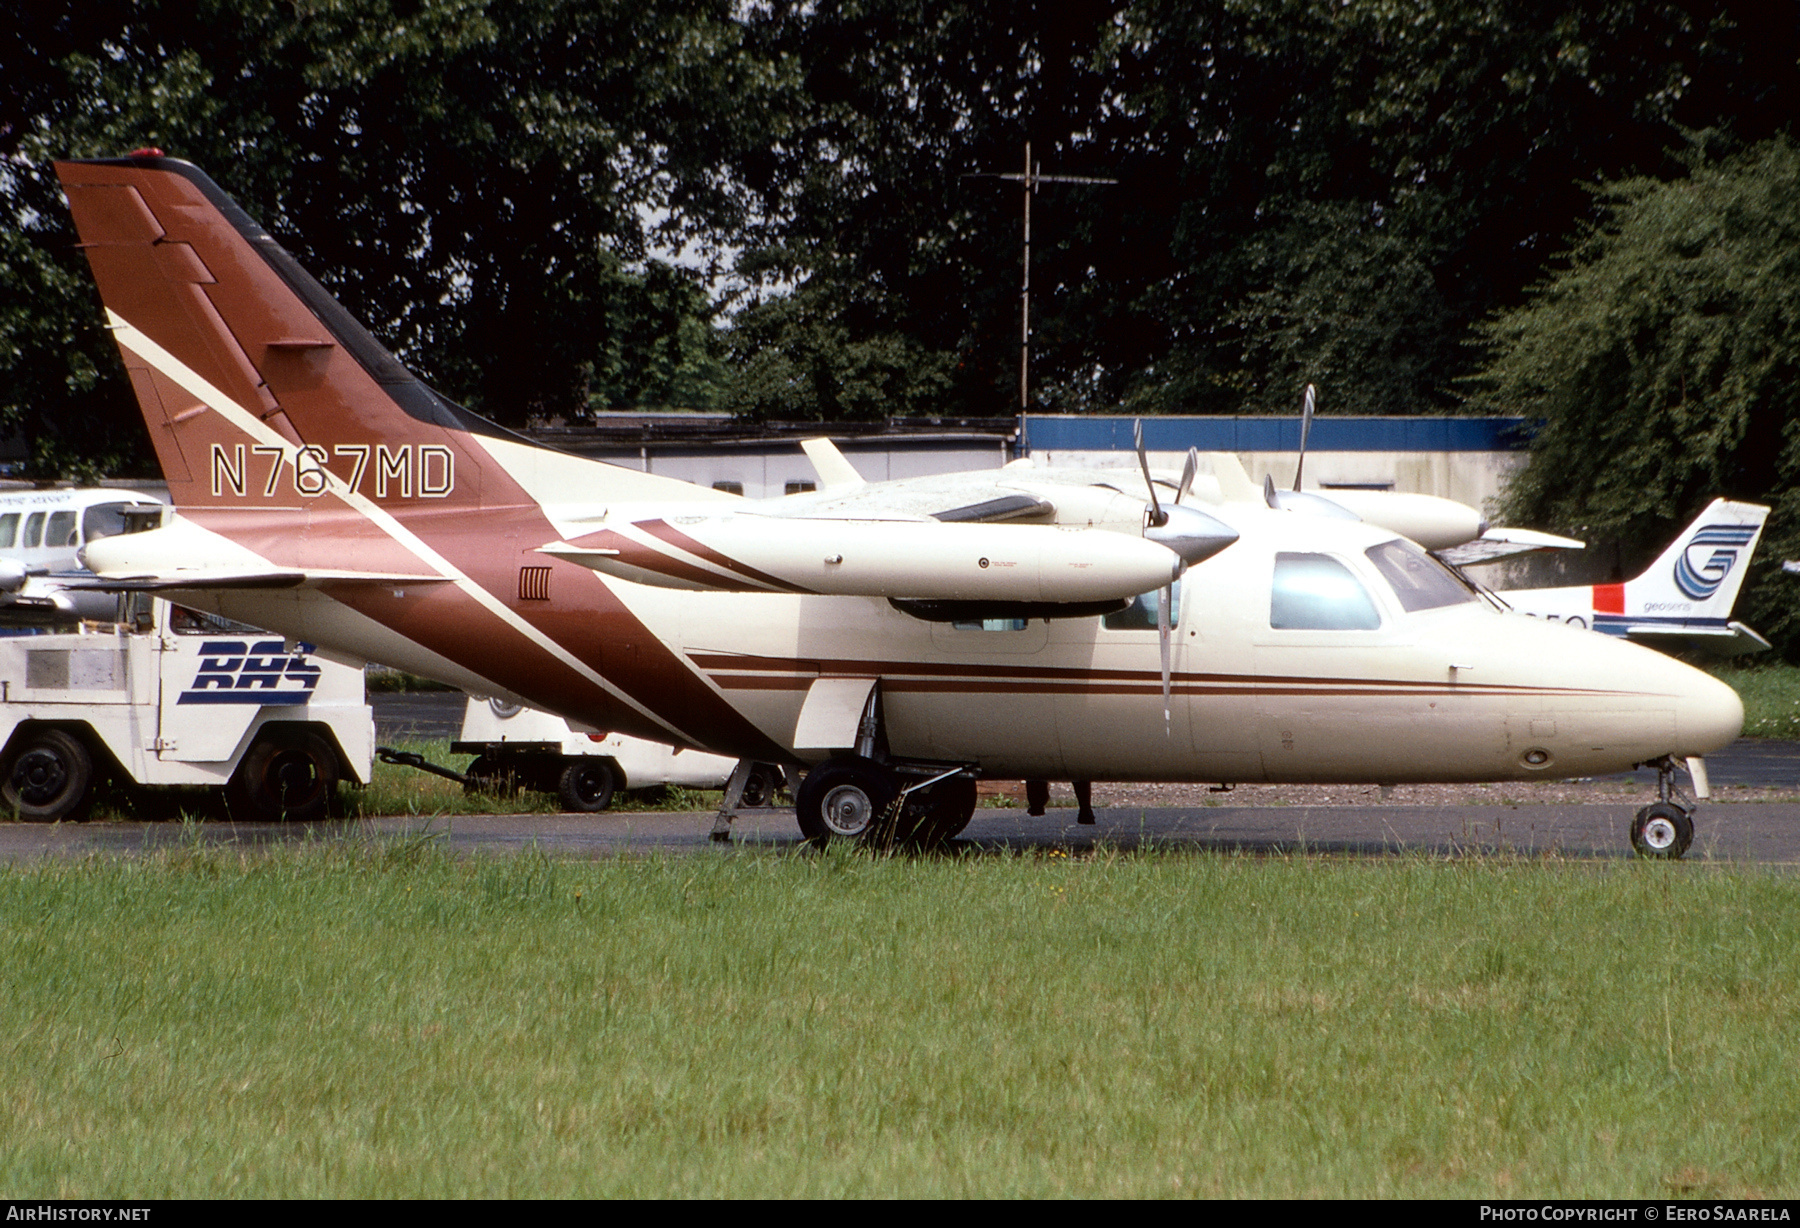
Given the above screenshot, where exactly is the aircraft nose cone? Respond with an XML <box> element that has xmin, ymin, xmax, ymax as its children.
<box><xmin>1148</xmin><ymin>503</ymin><xmax>1239</xmax><ymax>567</ymax></box>
<box><xmin>1676</xmin><ymin>666</ymin><xmax>1745</xmax><ymax>756</ymax></box>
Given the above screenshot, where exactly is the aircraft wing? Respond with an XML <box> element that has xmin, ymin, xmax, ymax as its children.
<box><xmin>1437</xmin><ymin>527</ymin><xmax>1587</xmax><ymax>568</ymax></box>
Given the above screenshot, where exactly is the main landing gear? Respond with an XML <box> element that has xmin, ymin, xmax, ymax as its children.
<box><xmin>793</xmin><ymin>755</ymin><xmax>978</xmax><ymax>850</ymax></box>
<box><xmin>1630</xmin><ymin>756</ymin><xmax>1696</xmax><ymax>860</ymax></box>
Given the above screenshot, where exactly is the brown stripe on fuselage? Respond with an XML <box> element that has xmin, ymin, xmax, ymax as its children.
<box><xmin>364</xmin><ymin>502</ymin><xmax>791</xmax><ymax>763</ymax></box>
<box><xmin>688</xmin><ymin>651</ymin><xmax>1641</xmax><ymax>700</ymax></box>
<box><xmin>638</xmin><ymin>520</ymin><xmax>815</xmax><ymax>594</ymax></box>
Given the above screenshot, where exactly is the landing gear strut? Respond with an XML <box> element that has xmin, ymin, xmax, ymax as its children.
<box><xmin>1630</xmin><ymin>756</ymin><xmax>1695</xmax><ymax>860</ymax></box>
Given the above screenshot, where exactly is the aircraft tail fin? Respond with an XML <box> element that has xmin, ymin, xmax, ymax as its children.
<box><xmin>1614</xmin><ymin>499</ymin><xmax>1770</xmax><ymax>622</ymax></box>
<box><xmin>54</xmin><ymin>154</ymin><xmax>714</xmax><ymax>514</ymax></box>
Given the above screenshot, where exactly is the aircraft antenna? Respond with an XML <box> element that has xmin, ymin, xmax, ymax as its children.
<box><xmin>965</xmin><ymin>142</ymin><xmax>1117</xmax><ymax>414</ymax></box>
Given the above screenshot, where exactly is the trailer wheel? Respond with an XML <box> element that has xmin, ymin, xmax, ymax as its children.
<box><xmin>2</xmin><ymin>729</ymin><xmax>93</xmax><ymax>823</ymax></box>
<box><xmin>228</xmin><ymin>731</ymin><xmax>338</xmax><ymax>822</ymax></box>
<box><xmin>556</xmin><ymin>759</ymin><xmax>616</xmax><ymax>812</ymax></box>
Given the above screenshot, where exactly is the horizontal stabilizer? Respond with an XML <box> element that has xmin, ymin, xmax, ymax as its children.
<box><xmin>1624</xmin><ymin>620</ymin><xmax>1772</xmax><ymax>657</ymax></box>
<box><xmin>65</xmin><ymin>569</ymin><xmax>453</xmax><ymax>591</ymax></box>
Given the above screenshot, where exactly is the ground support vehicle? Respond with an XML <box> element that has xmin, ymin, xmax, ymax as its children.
<box><xmin>453</xmin><ymin>697</ymin><xmax>783</xmax><ymax>813</ymax></box>
<box><xmin>0</xmin><ymin>600</ymin><xmax>373</xmax><ymax>822</ymax></box>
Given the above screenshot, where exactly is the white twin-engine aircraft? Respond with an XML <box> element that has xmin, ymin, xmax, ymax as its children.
<box><xmin>55</xmin><ymin>153</ymin><xmax>1743</xmax><ymax>857</ymax></box>
<box><xmin>0</xmin><ymin>487</ymin><xmax>165</xmax><ymax>622</ymax></box>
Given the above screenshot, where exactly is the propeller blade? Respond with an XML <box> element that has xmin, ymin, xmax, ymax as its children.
<box><xmin>1158</xmin><ymin>582</ymin><xmax>1173</xmax><ymax>734</ymax></box>
<box><xmin>1294</xmin><ymin>383</ymin><xmax>1316</xmax><ymax>492</ymax></box>
<box><xmin>1135</xmin><ymin>419</ymin><xmax>1167</xmax><ymax>527</ymax></box>
<box><xmin>1176</xmin><ymin>448</ymin><xmax>1198</xmax><ymax>504</ymax></box>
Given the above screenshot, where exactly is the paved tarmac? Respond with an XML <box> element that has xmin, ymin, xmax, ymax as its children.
<box><xmin>0</xmin><ymin>695</ymin><xmax>1789</xmax><ymax>864</ymax></box>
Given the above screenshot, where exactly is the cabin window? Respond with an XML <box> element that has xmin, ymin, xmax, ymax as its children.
<box><xmin>1103</xmin><ymin>582</ymin><xmax>1181</xmax><ymax>630</ymax></box>
<box><xmin>23</xmin><ymin>512</ymin><xmax>44</xmax><ymax>549</ymax></box>
<box><xmin>1270</xmin><ymin>553</ymin><xmax>1380</xmax><ymax>630</ymax></box>
<box><xmin>0</xmin><ymin>514</ymin><xmax>17</xmax><ymax>549</ymax></box>
<box><xmin>950</xmin><ymin>617</ymin><xmax>1029</xmax><ymax>632</ymax></box>
<box><xmin>169</xmin><ymin>605</ymin><xmax>261</xmax><ymax>635</ymax></box>
<box><xmin>46</xmin><ymin>510</ymin><xmax>76</xmax><ymax>548</ymax></box>
<box><xmin>1364</xmin><ymin>539</ymin><xmax>1477</xmax><ymax>612</ymax></box>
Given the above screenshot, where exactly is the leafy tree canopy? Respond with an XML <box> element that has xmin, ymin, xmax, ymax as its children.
<box><xmin>2</xmin><ymin>1</ymin><xmax>1795</xmax><ymax>481</ymax></box>
<box><xmin>1472</xmin><ymin>135</ymin><xmax>1800</xmax><ymax>654</ymax></box>
<box><xmin>2</xmin><ymin>0</ymin><xmax>794</xmax><ymax>473</ymax></box>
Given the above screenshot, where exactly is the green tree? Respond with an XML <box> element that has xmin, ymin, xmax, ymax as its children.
<box><xmin>1471</xmin><ymin>136</ymin><xmax>1800</xmax><ymax>654</ymax></box>
<box><xmin>2</xmin><ymin>0</ymin><xmax>794</xmax><ymax>474</ymax></box>
<box><xmin>737</xmin><ymin>0</ymin><xmax>1794</xmax><ymax>419</ymax></box>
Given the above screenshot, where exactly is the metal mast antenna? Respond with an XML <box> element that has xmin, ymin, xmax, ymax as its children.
<box><xmin>967</xmin><ymin>142</ymin><xmax>1117</xmax><ymax>412</ymax></box>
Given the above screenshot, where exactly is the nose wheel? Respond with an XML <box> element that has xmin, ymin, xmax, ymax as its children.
<box><xmin>1630</xmin><ymin>802</ymin><xmax>1693</xmax><ymax>859</ymax></box>
<box><xmin>1630</xmin><ymin>757</ymin><xmax>1696</xmax><ymax>860</ymax></box>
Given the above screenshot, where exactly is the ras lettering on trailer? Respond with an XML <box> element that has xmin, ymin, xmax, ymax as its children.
<box><xmin>180</xmin><ymin>640</ymin><xmax>321</xmax><ymax>705</ymax></box>
<box><xmin>210</xmin><ymin>443</ymin><xmax>454</xmax><ymax>498</ymax></box>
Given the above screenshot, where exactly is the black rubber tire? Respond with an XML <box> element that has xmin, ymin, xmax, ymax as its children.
<box><xmin>227</xmin><ymin>731</ymin><xmax>338</xmax><ymax>822</ymax></box>
<box><xmin>2</xmin><ymin>729</ymin><xmax>94</xmax><ymax>822</ymax></box>
<box><xmin>1630</xmin><ymin>801</ymin><xmax>1694</xmax><ymax>860</ymax></box>
<box><xmin>738</xmin><ymin>763</ymin><xmax>782</xmax><ymax>809</ymax></box>
<box><xmin>556</xmin><ymin>759</ymin><xmax>616</xmax><ymax>812</ymax></box>
<box><xmin>909</xmin><ymin>776</ymin><xmax>978</xmax><ymax>846</ymax></box>
<box><xmin>794</xmin><ymin>757</ymin><xmax>898</xmax><ymax>845</ymax></box>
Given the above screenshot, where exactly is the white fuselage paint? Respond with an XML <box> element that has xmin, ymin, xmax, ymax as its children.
<box><xmin>103</xmin><ymin>500</ymin><xmax>1741</xmax><ymax>784</ymax></box>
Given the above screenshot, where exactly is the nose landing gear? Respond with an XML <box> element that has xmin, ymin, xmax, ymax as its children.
<box><xmin>1630</xmin><ymin>756</ymin><xmax>1696</xmax><ymax>859</ymax></box>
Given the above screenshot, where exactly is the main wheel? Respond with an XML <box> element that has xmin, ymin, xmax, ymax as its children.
<box><xmin>556</xmin><ymin>759</ymin><xmax>616</xmax><ymax>812</ymax></box>
<box><xmin>228</xmin><ymin>731</ymin><xmax>338</xmax><ymax>822</ymax></box>
<box><xmin>903</xmin><ymin>776</ymin><xmax>978</xmax><ymax>847</ymax></box>
<box><xmin>794</xmin><ymin>757</ymin><xmax>898</xmax><ymax>844</ymax></box>
<box><xmin>1631</xmin><ymin>802</ymin><xmax>1694</xmax><ymax>860</ymax></box>
<box><xmin>737</xmin><ymin>763</ymin><xmax>782</xmax><ymax>809</ymax></box>
<box><xmin>2</xmin><ymin>729</ymin><xmax>94</xmax><ymax>822</ymax></box>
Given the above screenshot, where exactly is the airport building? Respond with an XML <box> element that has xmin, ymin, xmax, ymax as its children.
<box><xmin>534</xmin><ymin>412</ymin><xmax>1532</xmax><ymax>517</ymax></box>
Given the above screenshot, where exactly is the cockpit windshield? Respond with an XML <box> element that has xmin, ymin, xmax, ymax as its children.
<box><xmin>1364</xmin><ymin>539</ymin><xmax>1479</xmax><ymax>612</ymax></box>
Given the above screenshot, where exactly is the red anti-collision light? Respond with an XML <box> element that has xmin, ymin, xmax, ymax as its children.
<box><xmin>128</xmin><ymin>147</ymin><xmax>165</xmax><ymax>158</ymax></box>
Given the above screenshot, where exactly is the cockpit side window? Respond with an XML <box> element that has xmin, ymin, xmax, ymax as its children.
<box><xmin>23</xmin><ymin>512</ymin><xmax>44</xmax><ymax>549</ymax></box>
<box><xmin>1364</xmin><ymin>539</ymin><xmax>1478</xmax><ymax>612</ymax></box>
<box><xmin>0</xmin><ymin>514</ymin><xmax>17</xmax><ymax>549</ymax></box>
<box><xmin>1270</xmin><ymin>553</ymin><xmax>1381</xmax><ymax>630</ymax></box>
<box><xmin>82</xmin><ymin>502</ymin><xmax>141</xmax><ymax>543</ymax></box>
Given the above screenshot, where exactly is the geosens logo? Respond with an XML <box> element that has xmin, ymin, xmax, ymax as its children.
<box><xmin>1674</xmin><ymin>524</ymin><xmax>1758</xmax><ymax>601</ymax></box>
<box><xmin>179</xmin><ymin>640</ymin><xmax>321</xmax><ymax>705</ymax></box>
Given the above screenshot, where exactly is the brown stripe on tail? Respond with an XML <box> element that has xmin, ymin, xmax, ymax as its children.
<box><xmin>56</xmin><ymin>156</ymin><xmax>508</xmax><ymax>513</ymax></box>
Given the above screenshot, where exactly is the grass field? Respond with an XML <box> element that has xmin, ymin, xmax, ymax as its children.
<box><xmin>1710</xmin><ymin>661</ymin><xmax>1800</xmax><ymax>740</ymax></box>
<box><xmin>1</xmin><ymin>841</ymin><xmax>1796</xmax><ymax>1198</ymax></box>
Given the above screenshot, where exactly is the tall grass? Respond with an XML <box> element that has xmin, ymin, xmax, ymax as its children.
<box><xmin>1</xmin><ymin>844</ymin><xmax>1795</xmax><ymax>1197</ymax></box>
<box><xmin>1710</xmin><ymin>661</ymin><xmax>1800</xmax><ymax>739</ymax></box>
